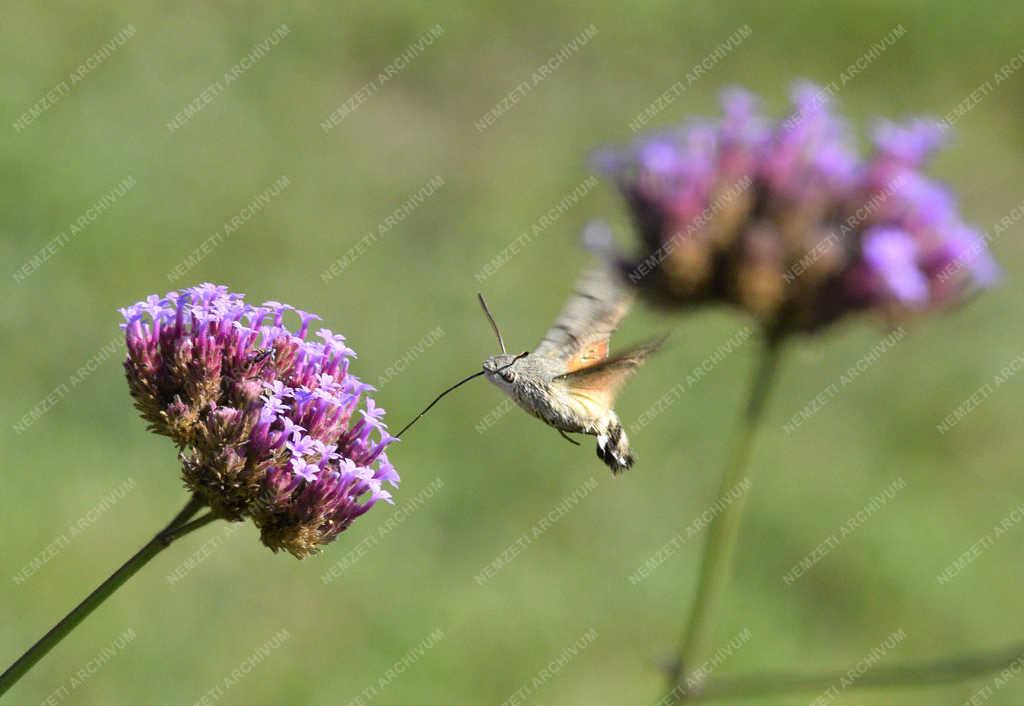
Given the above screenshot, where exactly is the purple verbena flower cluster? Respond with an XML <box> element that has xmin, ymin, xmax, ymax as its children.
<box><xmin>120</xmin><ymin>283</ymin><xmax>398</xmax><ymax>557</ymax></box>
<box><xmin>593</xmin><ymin>81</ymin><xmax>999</xmax><ymax>335</ymax></box>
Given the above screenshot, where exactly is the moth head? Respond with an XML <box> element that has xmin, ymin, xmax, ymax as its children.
<box><xmin>483</xmin><ymin>353</ymin><xmax>519</xmax><ymax>384</ymax></box>
<box><xmin>482</xmin><ymin>351</ymin><xmax>529</xmax><ymax>389</ymax></box>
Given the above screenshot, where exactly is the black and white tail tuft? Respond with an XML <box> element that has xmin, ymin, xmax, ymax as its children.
<box><xmin>596</xmin><ymin>418</ymin><xmax>634</xmax><ymax>474</ymax></box>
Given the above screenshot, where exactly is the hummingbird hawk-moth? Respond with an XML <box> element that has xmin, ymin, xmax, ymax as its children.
<box><xmin>478</xmin><ymin>263</ymin><xmax>664</xmax><ymax>473</ymax></box>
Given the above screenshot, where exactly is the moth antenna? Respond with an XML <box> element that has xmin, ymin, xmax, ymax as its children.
<box><xmin>395</xmin><ymin>352</ymin><xmax>527</xmax><ymax>438</ymax></box>
<box><xmin>477</xmin><ymin>293</ymin><xmax>507</xmax><ymax>354</ymax></box>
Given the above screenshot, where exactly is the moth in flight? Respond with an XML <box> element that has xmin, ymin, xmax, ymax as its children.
<box><xmin>479</xmin><ymin>263</ymin><xmax>664</xmax><ymax>473</ymax></box>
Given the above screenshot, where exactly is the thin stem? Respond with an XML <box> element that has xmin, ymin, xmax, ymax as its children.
<box><xmin>691</xmin><ymin>640</ymin><xmax>1024</xmax><ymax>701</ymax></box>
<box><xmin>160</xmin><ymin>512</ymin><xmax>218</xmax><ymax>543</ymax></box>
<box><xmin>0</xmin><ymin>494</ymin><xmax>215</xmax><ymax>698</ymax></box>
<box><xmin>163</xmin><ymin>493</ymin><xmax>206</xmax><ymax>532</ymax></box>
<box><xmin>666</xmin><ymin>338</ymin><xmax>782</xmax><ymax>701</ymax></box>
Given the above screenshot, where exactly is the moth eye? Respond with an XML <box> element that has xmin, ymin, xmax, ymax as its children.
<box><xmin>501</xmin><ymin>371</ymin><xmax>515</xmax><ymax>383</ymax></box>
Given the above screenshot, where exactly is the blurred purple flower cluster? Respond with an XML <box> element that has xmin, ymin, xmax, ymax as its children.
<box><xmin>120</xmin><ymin>283</ymin><xmax>398</xmax><ymax>557</ymax></box>
<box><xmin>592</xmin><ymin>81</ymin><xmax>999</xmax><ymax>335</ymax></box>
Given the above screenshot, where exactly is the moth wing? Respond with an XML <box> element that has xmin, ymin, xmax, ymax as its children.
<box><xmin>553</xmin><ymin>336</ymin><xmax>667</xmax><ymax>414</ymax></box>
<box><xmin>533</xmin><ymin>262</ymin><xmax>633</xmax><ymax>372</ymax></box>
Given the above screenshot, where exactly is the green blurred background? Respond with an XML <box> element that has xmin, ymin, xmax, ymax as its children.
<box><xmin>3</xmin><ymin>1</ymin><xmax>1024</xmax><ymax>704</ymax></box>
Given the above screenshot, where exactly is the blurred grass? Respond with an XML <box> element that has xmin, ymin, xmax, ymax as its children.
<box><xmin>3</xmin><ymin>1</ymin><xmax>1024</xmax><ymax>704</ymax></box>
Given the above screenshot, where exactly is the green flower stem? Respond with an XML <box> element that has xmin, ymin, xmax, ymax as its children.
<box><xmin>666</xmin><ymin>338</ymin><xmax>782</xmax><ymax>701</ymax></box>
<box><xmin>0</xmin><ymin>494</ymin><xmax>215</xmax><ymax>698</ymax></box>
<box><xmin>691</xmin><ymin>640</ymin><xmax>1024</xmax><ymax>701</ymax></box>
<box><xmin>161</xmin><ymin>512</ymin><xmax>219</xmax><ymax>542</ymax></box>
